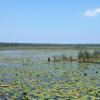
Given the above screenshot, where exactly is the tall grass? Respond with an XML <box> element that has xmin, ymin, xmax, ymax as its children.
<box><xmin>78</xmin><ymin>50</ymin><xmax>91</xmax><ymax>59</ymax></box>
<box><xmin>78</xmin><ymin>49</ymin><xmax>100</xmax><ymax>62</ymax></box>
<box><xmin>92</xmin><ymin>50</ymin><xmax>100</xmax><ymax>58</ymax></box>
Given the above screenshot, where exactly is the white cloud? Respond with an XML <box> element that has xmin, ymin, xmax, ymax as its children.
<box><xmin>95</xmin><ymin>8</ymin><xmax>100</xmax><ymax>13</ymax></box>
<box><xmin>84</xmin><ymin>8</ymin><xmax>100</xmax><ymax>17</ymax></box>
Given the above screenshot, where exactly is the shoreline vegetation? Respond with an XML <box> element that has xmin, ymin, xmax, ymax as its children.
<box><xmin>0</xmin><ymin>43</ymin><xmax>100</xmax><ymax>50</ymax></box>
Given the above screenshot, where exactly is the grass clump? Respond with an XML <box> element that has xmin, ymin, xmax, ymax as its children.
<box><xmin>78</xmin><ymin>49</ymin><xmax>100</xmax><ymax>63</ymax></box>
<box><xmin>92</xmin><ymin>50</ymin><xmax>100</xmax><ymax>58</ymax></box>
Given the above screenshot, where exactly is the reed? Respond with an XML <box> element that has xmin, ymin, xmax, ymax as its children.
<box><xmin>92</xmin><ymin>50</ymin><xmax>100</xmax><ymax>58</ymax></box>
<box><xmin>78</xmin><ymin>50</ymin><xmax>100</xmax><ymax>63</ymax></box>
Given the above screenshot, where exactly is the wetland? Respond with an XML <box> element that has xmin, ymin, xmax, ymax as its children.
<box><xmin>0</xmin><ymin>44</ymin><xmax>100</xmax><ymax>100</ymax></box>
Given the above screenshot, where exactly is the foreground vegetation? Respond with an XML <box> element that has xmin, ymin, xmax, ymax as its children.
<box><xmin>0</xmin><ymin>62</ymin><xmax>100</xmax><ymax>100</ymax></box>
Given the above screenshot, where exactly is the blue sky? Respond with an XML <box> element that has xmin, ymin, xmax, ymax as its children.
<box><xmin>0</xmin><ymin>0</ymin><xmax>100</xmax><ymax>44</ymax></box>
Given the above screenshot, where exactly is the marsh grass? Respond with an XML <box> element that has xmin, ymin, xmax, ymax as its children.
<box><xmin>49</xmin><ymin>54</ymin><xmax>77</xmax><ymax>62</ymax></box>
<box><xmin>78</xmin><ymin>50</ymin><xmax>100</xmax><ymax>63</ymax></box>
<box><xmin>92</xmin><ymin>50</ymin><xmax>100</xmax><ymax>58</ymax></box>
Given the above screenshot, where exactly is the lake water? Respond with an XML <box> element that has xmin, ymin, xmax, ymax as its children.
<box><xmin>0</xmin><ymin>49</ymin><xmax>100</xmax><ymax>99</ymax></box>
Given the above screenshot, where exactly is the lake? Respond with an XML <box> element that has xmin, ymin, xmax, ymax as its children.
<box><xmin>0</xmin><ymin>49</ymin><xmax>100</xmax><ymax>100</ymax></box>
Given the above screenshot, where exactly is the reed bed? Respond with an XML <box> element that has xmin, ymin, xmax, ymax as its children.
<box><xmin>78</xmin><ymin>50</ymin><xmax>100</xmax><ymax>63</ymax></box>
<box><xmin>47</xmin><ymin>50</ymin><xmax>100</xmax><ymax>63</ymax></box>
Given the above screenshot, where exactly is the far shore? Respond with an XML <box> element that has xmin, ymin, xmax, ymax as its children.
<box><xmin>0</xmin><ymin>43</ymin><xmax>100</xmax><ymax>50</ymax></box>
<box><xmin>0</xmin><ymin>46</ymin><xmax>100</xmax><ymax>51</ymax></box>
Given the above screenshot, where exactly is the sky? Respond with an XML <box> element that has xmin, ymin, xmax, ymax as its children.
<box><xmin>0</xmin><ymin>0</ymin><xmax>100</xmax><ymax>44</ymax></box>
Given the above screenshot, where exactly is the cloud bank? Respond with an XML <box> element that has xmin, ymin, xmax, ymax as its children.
<box><xmin>84</xmin><ymin>8</ymin><xmax>100</xmax><ymax>17</ymax></box>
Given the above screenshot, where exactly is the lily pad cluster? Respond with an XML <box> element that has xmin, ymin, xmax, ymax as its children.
<box><xmin>0</xmin><ymin>55</ymin><xmax>100</xmax><ymax>100</ymax></box>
